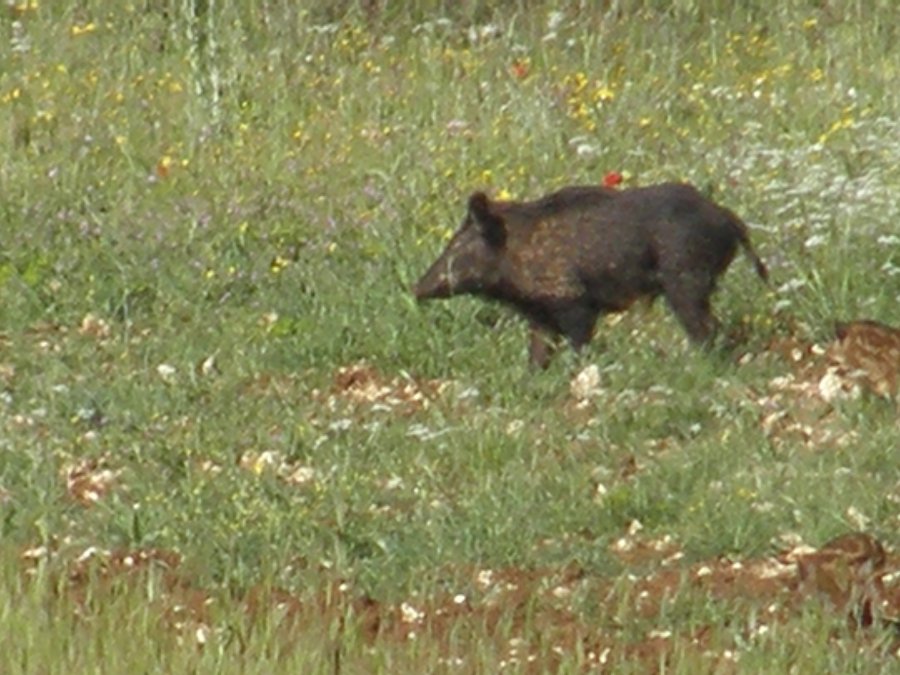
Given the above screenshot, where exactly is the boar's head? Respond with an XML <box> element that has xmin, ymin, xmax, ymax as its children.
<box><xmin>413</xmin><ymin>192</ymin><xmax>507</xmax><ymax>300</ymax></box>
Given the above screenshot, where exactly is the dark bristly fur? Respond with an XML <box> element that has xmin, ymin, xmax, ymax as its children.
<box><xmin>414</xmin><ymin>182</ymin><xmax>768</xmax><ymax>368</ymax></box>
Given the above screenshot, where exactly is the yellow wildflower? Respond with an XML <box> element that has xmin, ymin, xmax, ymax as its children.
<box><xmin>71</xmin><ymin>22</ymin><xmax>97</xmax><ymax>37</ymax></box>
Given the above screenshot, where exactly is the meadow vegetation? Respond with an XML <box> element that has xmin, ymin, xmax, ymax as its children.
<box><xmin>1</xmin><ymin>1</ymin><xmax>899</xmax><ymax>671</ymax></box>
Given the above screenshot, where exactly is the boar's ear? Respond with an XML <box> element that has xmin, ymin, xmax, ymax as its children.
<box><xmin>468</xmin><ymin>192</ymin><xmax>506</xmax><ymax>247</ymax></box>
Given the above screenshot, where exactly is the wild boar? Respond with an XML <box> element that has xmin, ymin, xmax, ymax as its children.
<box><xmin>414</xmin><ymin>182</ymin><xmax>768</xmax><ymax>367</ymax></box>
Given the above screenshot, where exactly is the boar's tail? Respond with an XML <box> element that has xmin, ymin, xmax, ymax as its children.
<box><xmin>739</xmin><ymin>234</ymin><xmax>768</xmax><ymax>283</ymax></box>
<box><xmin>726</xmin><ymin>210</ymin><xmax>769</xmax><ymax>283</ymax></box>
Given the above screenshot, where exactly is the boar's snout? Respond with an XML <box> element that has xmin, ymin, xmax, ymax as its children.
<box><xmin>413</xmin><ymin>253</ymin><xmax>458</xmax><ymax>300</ymax></box>
<box><xmin>412</xmin><ymin>274</ymin><xmax>450</xmax><ymax>301</ymax></box>
<box><xmin>412</xmin><ymin>281</ymin><xmax>429</xmax><ymax>301</ymax></box>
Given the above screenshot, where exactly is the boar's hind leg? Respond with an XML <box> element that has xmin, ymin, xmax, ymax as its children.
<box><xmin>663</xmin><ymin>277</ymin><xmax>718</xmax><ymax>346</ymax></box>
<box><xmin>557</xmin><ymin>304</ymin><xmax>599</xmax><ymax>353</ymax></box>
<box><xmin>528</xmin><ymin>326</ymin><xmax>558</xmax><ymax>369</ymax></box>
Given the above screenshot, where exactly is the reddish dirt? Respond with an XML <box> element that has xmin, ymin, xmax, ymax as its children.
<box><xmin>20</xmin><ymin>532</ymin><xmax>900</xmax><ymax>672</ymax></box>
<box><xmin>753</xmin><ymin>320</ymin><xmax>899</xmax><ymax>450</ymax></box>
<box><xmin>28</xmin><ymin>319</ymin><xmax>900</xmax><ymax>670</ymax></box>
<box><xmin>762</xmin><ymin>319</ymin><xmax>899</xmax><ymax>405</ymax></box>
<box><xmin>830</xmin><ymin>320</ymin><xmax>900</xmax><ymax>398</ymax></box>
<box><xmin>321</xmin><ymin>360</ymin><xmax>458</xmax><ymax>416</ymax></box>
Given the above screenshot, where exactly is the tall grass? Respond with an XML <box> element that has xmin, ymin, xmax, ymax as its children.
<box><xmin>1</xmin><ymin>1</ymin><xmax>898</xmax><ymax>671</ymax></box>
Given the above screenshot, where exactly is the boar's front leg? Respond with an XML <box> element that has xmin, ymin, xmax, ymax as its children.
<box><xmin>527</xmin><ymin>305</ymin><xmax>598</xmax><ymax>368</ymax></box>
<box><xmin>552</xmin><ymin>304</ymin><xmax>600</xmax><ymax>361</ymax></box>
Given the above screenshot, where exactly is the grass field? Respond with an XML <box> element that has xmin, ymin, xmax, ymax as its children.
<box><xmin>2</xmin><ymin>1</ymin><xmax>899</xmax><ymax>672</ymax></box>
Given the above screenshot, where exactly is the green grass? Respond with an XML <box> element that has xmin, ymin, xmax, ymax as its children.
<box><xmin>2</xmin><ymin>1</ymin><xmax>899</xmax><ymax>672</ymax></box>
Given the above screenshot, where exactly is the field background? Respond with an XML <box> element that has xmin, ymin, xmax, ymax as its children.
<box><xmin>1</xmin><ymin>1</ymin><xmax>899</xmax><ymax>672</ymax></box>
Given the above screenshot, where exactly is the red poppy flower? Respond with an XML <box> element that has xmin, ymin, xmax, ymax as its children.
<box><xmin>602</xmin><ymin>171</ymin><xmax>623</xmax><ymax>188</ymax></box>
<box><xmin>510</xmin><ymin>59</ymin><xmax>529</xmax><ymax>80</ymax></box>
